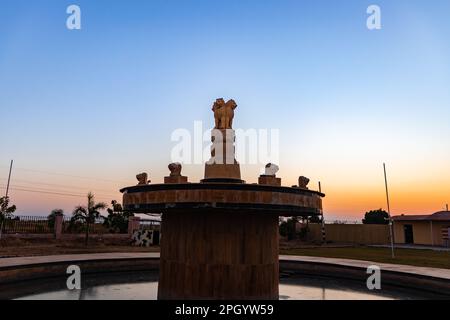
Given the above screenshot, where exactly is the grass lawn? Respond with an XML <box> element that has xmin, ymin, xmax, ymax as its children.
<box><xmin>280</xmin><ymin>246</ymin><xmax>450</xmax><ymax>269</ymax></box>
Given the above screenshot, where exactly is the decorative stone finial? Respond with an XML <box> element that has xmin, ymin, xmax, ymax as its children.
<box><xmin>212</xmin><ymin>98</ymin><xmax>237</xmax><ymax>129</ymax></box>
<box><xmin>298</xmin><ymin>176</ymin><xmax>310</xmax><ymax>189</ymax></box>
<box><xmin>136</xmin><ymin>172</ymin><xmax>150</xmax><ymax>185</ymax></box>
<box><xmin>165</xmin><ymin>163</ymin><xmax>188</xmax><ymax>184</ymax></box>
<box><xmin>258</xmin><ymin>163</ymin><xmax>281</xmax><ymax>186</ymax></box>
<box><xmin>168</xmin><ymin>162</ymin><xmax>182</xmax><ymax>176</ymax></box>
<box><xmin>264</xmin><ymin>163</ymin><xmax>279</xmax><ymax>176</ymax></box>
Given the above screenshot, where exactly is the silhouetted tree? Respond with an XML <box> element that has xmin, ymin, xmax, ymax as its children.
<box><xmin>362</xmin><ymin>209</ymin><xmax>389</xmax><ymax>224</ymax></box>
<box><xmin>103</xmin><ymin>200</ymin><xmax>134</xmax><ymax>233</ymax></box>
<box><xmin>279</xmin><ymin>217</ymin><xmax>298</xmax><ymax>240</ymax></box>
<box><xmin>71</xmin><ymin>192</ymin><xmax>106</xmax><ymax>246</ymax></box>
<box><xmin>0</xmin><ymin>196</ymin><xmax>16</xmax><ymax>240</ymax></box>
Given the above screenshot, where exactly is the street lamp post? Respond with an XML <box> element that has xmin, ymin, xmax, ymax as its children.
<box><xmin>383</xmin><ymin>163</ymin><xmax>395</xmax><ymax>259</ymax></box>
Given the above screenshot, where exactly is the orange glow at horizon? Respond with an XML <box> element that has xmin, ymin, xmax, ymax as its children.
<box><xmin>2</xmin><ymin>160</ymin><xmax>449</xmax><ymax>220</ymax></box>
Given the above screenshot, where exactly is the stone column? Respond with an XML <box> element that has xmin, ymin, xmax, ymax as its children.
<box><xmin>204</xmin><ymin>129</ymin><xmax>241</xmax><ymax>181</ymax></box>
<box><xmin>158</xmin><ymin>210</ymin><xmax>279</xmax><ymax>300</ymax></box>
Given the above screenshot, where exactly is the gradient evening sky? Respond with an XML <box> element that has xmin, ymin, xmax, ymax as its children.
<box><xmin>0</xmin><ymin>0</ymin><xmax>449</xmax><ymax>220</ymax></box>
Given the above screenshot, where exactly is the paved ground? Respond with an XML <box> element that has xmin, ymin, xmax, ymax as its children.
<box><xmin>1</xmin><ymin>252</ymin><xmax>449</xmax><ymax>280</ymax></box>
<box><xmin>279</xmin><ymin>255</ymin><xmax>450</xmax><ymax>280</ymax></box>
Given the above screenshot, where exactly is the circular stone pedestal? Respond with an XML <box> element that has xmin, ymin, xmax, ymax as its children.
<box><xmin>158</xmin><ymin>211</ymin><xmax>279</xmax><ymax>300</ymax></box>
<box><xmin>121</xmin><ymin>182</ymin><xmax>324</xmax><ymax>300</ymax></box>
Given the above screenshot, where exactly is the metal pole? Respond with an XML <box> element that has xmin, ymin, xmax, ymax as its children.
<box><xmin>383</xmin><ymin>163</ymin><xmax>395</xmax><ymax>259</ymax></box>
<box><xmin>318</xmin><ymin>181</ymin><xmax>326</xmax><ymax>244</ymax></box>
<box><xmin>1</xmin><ymin>160</ymin><xmax>13</xmax><ymax>240</ymax></box>
<box><xmin>5</xmin><ymin>160</ymin><xmax>13</xmax><ymax>198</ymax></box>
<box><xmin>446</xmin><ymin>204</ymin><xmax>449</xmax><ymax>212</ymax></box>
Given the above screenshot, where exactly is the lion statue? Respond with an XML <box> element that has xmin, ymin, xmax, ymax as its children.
<box><xmin>212</xmin><ymin>98</ymin><xmax>237</xmax><ymax>129</ymax></box>
<box><xmin>168</xmin><ymin>162</ymin><xmax>182</xmax><ymax>176</ymax></box>
<box><xmin>264</xmin><ymin>163</ymin><xmax>279</xmax><ymax>176</ymax></box>
<box><xmin>298</xmin><ymin>176</ymin><xmax>310</xmax><ymax>189</ymax></box>
<box><xmin>136</xmin><ymin>172</ymin><xmax>150</xmax><ymax>185</ymax></box>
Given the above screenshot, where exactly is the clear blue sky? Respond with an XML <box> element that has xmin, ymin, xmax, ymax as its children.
<box><xmin>1</xmin><ymin>0</ymin><xmax>449</xmax><ymax>219</ymax></box>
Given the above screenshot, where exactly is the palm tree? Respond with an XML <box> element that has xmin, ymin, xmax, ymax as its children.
<box><xmin>71</xmin><ymin>192</ymin><xmax>106</xmax><ymax>246</ymax></box>
<box><xmin>0</xmin><ymin>196</ymin><xmax>16</xmax><ymax>240</ymax></box>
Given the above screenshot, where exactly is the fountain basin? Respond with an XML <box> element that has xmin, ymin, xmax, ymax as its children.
<box><xmin>2</xmin><ymin>254</ymin><xmax>448</xmax><ymax>300</ymax></box>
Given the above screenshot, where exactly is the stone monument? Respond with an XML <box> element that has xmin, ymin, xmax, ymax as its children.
<box><xmin>120</xmin><ymin>98</ymin><xmax>325</xmax><ymax>300</ymax></box>
<box><xmin>204</xmin><ymin>98</ymin><xmax>241</xmax><ymax>182</ymax></box>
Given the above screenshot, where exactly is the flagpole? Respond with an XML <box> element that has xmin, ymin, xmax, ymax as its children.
<box><xmin>383</xmin><ymin>163</ymin><xmax>395</xmax><ymax>259</ymax></box>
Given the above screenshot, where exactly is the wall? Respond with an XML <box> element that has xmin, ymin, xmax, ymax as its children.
<box><xmin>307</xmin><ymin>223</ymin><xmax>390</xmax><ymax>245</ymax></box>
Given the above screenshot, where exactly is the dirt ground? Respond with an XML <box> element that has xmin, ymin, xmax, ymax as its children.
<box><xmin>0</xmin><ymin>237</ymin><xmax>338</xmax><ymax>258</ymax></box>
<box><xmin>0</xmin><ymin>237</ymin><xmax>159</xmax><ymax>258</ymax></box>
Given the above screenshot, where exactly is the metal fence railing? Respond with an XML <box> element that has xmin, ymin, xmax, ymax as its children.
<box><xmin>0</xmin><ymin>215</ymin><xmax>149</xmax><ymax>235</ymax></box>
<box><xmin>1</xmin><ymin>216</ymin><xmax>53</xmax><ymax>234</ymax></box>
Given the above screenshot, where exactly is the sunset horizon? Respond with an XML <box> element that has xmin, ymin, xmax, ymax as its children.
<box><xmin>1</xmin><ymin>0</ymin><xmax>449</xmax><ymax>221</ymax></box>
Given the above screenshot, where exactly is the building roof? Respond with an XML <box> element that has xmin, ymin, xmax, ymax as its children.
<box><xmin>429</xmin><ymin>211</ymin><xmax>450</xmax><ymax>221</ymax></box>
<box><xmin>392</xmin><ymin>211</ymin><xmax>450</xmax><ymax>222</ymax></box>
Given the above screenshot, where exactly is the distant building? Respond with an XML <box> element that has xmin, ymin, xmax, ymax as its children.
<box><xmin>392</xmin><ymin>211</ymin><xmax>450</xmax><ymax>247</ymax></box>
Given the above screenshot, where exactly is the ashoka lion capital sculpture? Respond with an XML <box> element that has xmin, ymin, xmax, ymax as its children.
<box><xmin>212</xmin><ymin>98</ymin><xmax>237</xmax><ymax>129</ymax></box>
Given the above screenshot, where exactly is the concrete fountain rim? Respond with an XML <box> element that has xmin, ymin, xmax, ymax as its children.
<box><xmin>120</xmin><ymin>182</ymin><xmax>325</xmax><ymax>197</ymax></box>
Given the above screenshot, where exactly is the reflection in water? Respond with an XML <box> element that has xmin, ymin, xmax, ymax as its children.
<box><xmin>279</xmin><ymin>277</ymin><xmax>397</xmax><ymax>300</ymax></box>
<box><xmin>16</xmin><ymin>273</ymin><xmax>428</xmax><ymax>300</ymax></box>
<box><xmin>279</xmin><ymin>284</ymin><xmax>392</xmax><ymax>300</ymax></box>
<box><xmin>18</xmin><ymin>282</ymin><xmax>159</xmax><ymax>300</ymax></box>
